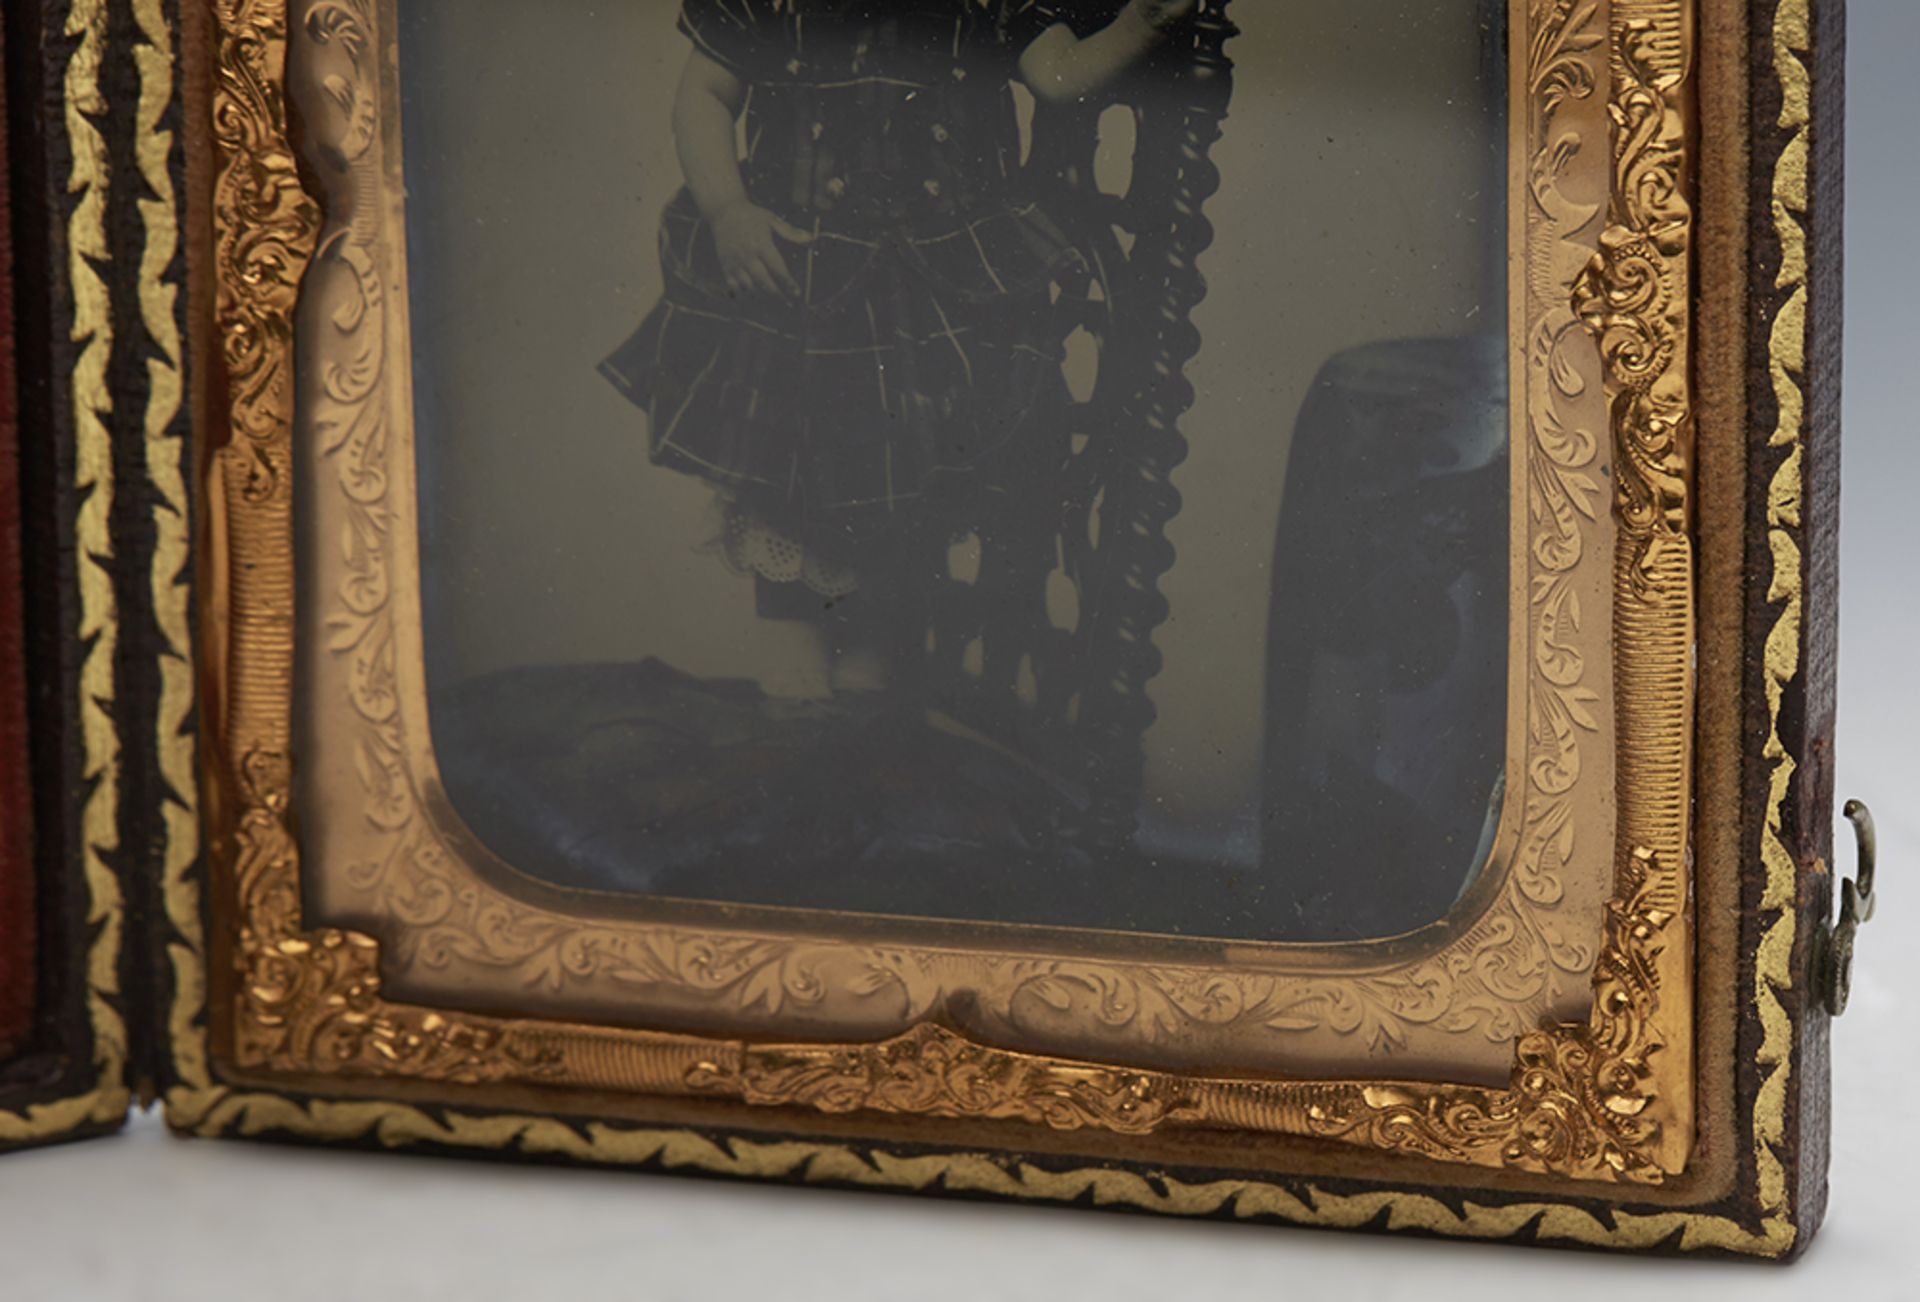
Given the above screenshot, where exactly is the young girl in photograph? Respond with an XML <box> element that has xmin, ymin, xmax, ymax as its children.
<box><xmin>602</xmin><ymin>0</ymin><xmax>1196</xmax><ymax>697</ymax></box>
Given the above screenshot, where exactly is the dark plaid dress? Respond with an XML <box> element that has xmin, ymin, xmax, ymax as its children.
<box><xmin>602</xmin><ymin>0</ymin><xmax>1101</xmax><ymax>610</ymax></box>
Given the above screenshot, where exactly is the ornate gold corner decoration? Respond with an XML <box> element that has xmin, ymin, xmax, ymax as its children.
<box><xmin>1276</xmin><ymin>849</ymin><xmax>1675</xmax><ymax>1182</ymax></box>
<box><xmin>230</xmin><ymin>746</ymin><xmax>550</xmax><ymax>1086</ymax></box>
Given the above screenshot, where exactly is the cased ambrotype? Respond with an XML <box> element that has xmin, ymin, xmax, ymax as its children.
<box><xmin>219</xmin><ymin>0</ymin><xmax>1676</xmax><ymax>1144</ymax></box>
<box><xmin>155</xmin><ymin>0</ymin><xmax>1850</xmax><ymax>1260</ymax></box>
<box><xmin>251</xmin><ymin>0</ymin><xmax>1671</xmax><ymax>1105</ymax></box>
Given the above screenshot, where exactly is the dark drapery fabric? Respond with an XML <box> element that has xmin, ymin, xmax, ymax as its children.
<box><xmin>1260</xmin><ymin>336</ymin><xmax>1511</xmax><ymax>942</ymax></box>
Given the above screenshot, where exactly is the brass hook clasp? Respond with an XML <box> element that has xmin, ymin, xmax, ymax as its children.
<box><xmin>1815</xmin><ymin>800</ymin><xmax>1879</xmax><ymax>1017</ymax></box>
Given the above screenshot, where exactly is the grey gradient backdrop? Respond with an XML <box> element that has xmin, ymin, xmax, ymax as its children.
<box><xmin>2</xmin><ymin>3</ymin><xmax>1914</xmax><ymax>1298</ymax></box>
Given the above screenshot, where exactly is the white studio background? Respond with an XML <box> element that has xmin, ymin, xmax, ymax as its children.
<box><xmin>1</xmin><ymin>2</ymin><xmax>1914</xmax><ymax>1297</ymax></box>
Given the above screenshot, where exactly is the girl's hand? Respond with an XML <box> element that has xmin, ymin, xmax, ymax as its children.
<box><xmin>710</xmin><ymin>201</ymin><xmax>812</xmax><ymax>299</ymax></box>
<box><xmin>1125</xmin><ymin>0</ymin><xmax>1199</xmax><ymax>32</ymax></box>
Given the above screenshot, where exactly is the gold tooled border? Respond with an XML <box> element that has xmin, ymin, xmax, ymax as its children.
<box><xmin>0</xmin><ymin>0</ymin><xmax>133</xmax><ymax>1148</ymax></box>
<box><xmin>161</xmin><ymin>0</ymin><xmax>1812</xmax><ymax>1256</ymax></box>
<box><xmin>130</xmin><ymin>0</ymin><xmax>210</xmax><ymax>1110</ymax></box>
<box><xmin>1753</xmin><ymin>0</ymin><xmax>1815</xmax><ymax>1228</ymax></box>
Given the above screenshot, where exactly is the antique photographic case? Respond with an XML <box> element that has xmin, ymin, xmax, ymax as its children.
<box><xmin>0</xmin><ymin>0</ymin><xmax>1860</xmax><ymax>1261</ymax></box>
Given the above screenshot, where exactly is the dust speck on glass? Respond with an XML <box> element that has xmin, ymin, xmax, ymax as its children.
<box><xmin>395</xmin><ymin>0</ymin><xmax>1511</xmax><ymax>945</ymax></box>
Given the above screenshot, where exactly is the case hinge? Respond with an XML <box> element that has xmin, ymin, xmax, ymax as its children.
<box><xmin>1813</xmin><ymin>800</ymin><xmax>1879</xmax><ymax>1017</ymax></box>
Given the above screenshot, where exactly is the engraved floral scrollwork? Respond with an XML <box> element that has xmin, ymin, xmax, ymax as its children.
<box><xmin>1575</xmin><ymin>12</ymin><xmax>1695</xmax><ymax>581</ymax></box>
<box><xmin>213</xmin><ymin>1</ymin><xmax>322</xmax><ymax>499</ymax></box>
<box><xmin>1288</xmin><ymin>850</ymin><xmax>1672</xmax><ymax>1184</ymax></box>
<box><xmin>1514</xmin><ymin>0</ymin><xmax>1609</xmax><ymax>993</ymax></box>
<box><xmin>1576</xmin><ymin>0</ymin><xmax>1694</xmax><ymax>978</ymax></box>
<box><xmin>226</xmin><ymin>740</ymin><xmax>557</xmax><ymax>1084</ymax></box>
